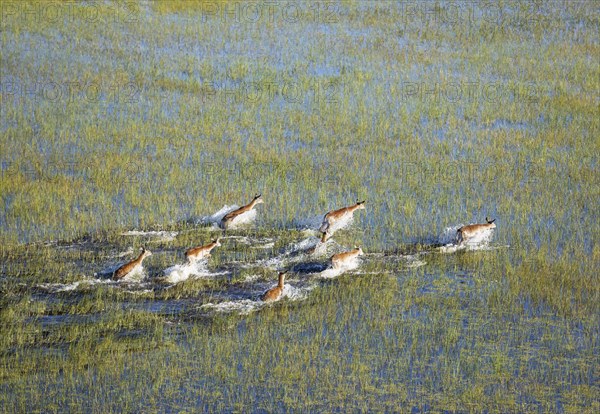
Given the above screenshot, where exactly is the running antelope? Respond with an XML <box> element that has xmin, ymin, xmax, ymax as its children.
<box><xmin>331</xmin><ymin>247</ymin><xmax>364</xmax><ymax>269</ymax></box>
<box><xmin>319</xmin><ymin>200</ymin><xmax>366</xmax><ymax>242</ymax></box>
<box><xmin>262</xmin><ymin>271</ymin><xmax>287</xmax><ymax>302</ymax></box>
<box><xmin>113</xmin><ymin>247</ymin><xmax>152</xmax><ymax>280</ymax></box>
<box><xmin>220</xmin><ymin>194</ymin><xmax>264</xmax><ymax>229</ymax></box>
<box><xmin>185</xmin><ymin>238</ymin><xmax>221</xmax><ymax>263</ymax></box>
<box><xmin>456</xmin><ymin>217</ymin><xmax>497</xmax><ymax>245</ymax></box>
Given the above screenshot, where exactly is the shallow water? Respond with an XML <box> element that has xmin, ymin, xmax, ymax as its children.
<box><xmin>1</xmin><ymin>1</ymin><xmax>597</xmax><ymax>412</ymax></box>
<box><xmin>19</xmin><ymin>205</ymin><xmax>495</xmax><ymax>319</ymax></box>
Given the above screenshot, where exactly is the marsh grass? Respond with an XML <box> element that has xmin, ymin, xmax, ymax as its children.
<box><xmin>1</xmin><ymin>0</ymin><xmax>599</xmax><ymax>412</ymax></box>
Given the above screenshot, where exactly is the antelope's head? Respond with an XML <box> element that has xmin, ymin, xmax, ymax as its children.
<box><xmin>485</xmin><ymin>217</ymin><xmax>497</xmax><ymax>229</ymax></box>
<box><xmin>140</xmin><ymin>247</ymin><xmax>153</xmax><ymax>258</ymax></box>
<box><xmin>356</xmin><ymin>200</ymin><xmax>366</xmax><ymax>210</ymax></box>
<box><xmin>253</xmin><ymin>194</ymin><xmax>264</xmax><ymax>204</ymax></box>
<box><xmin>278</xmin><ymin>271</ymin><xmax>287</xmax><ymax>284</ymax></box>
<box><xmin>213</xmin><ymin>238</ymin><xmax>222</xmax><ymax>247</ymax></box>
<box><xmin>355</xmin><ymin>246</ymin><xmax>364</xmax><ymax>255</ymax></box>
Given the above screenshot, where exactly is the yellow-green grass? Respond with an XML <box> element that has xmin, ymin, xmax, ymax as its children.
<box><xmin>1</xmin><ymin>1</ymin><xmax>598</xmax><ymax>412</ymax></box>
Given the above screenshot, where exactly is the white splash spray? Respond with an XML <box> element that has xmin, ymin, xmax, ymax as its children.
<box><xmin>319</xmin><ymin>256</ymin><xmax>361</xmax><ymax>279</ymax></box>
<box><xmin>321</xmin><ymin>213</ymin><xmax>355</xmax><ymax>236</ymax></box>
<box><xmin>163</xmin><ymin>260</ymin><xmax>228</xmax><ymax>284</ymax></box>
<box><xmin>199</xmin><ymin>282</ymin><xmax>315</xmax><ymax>315</ymax></box>
<box><xmin>438</xmin><ymin>225</ymin><xmax>496</xmax><ymax>253</ymax></box>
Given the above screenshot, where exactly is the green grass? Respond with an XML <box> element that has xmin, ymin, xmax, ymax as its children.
<box><xmin>1</xmin><ymin>0</ymin><xmax>598</xmax><ymax>412</ymax></box>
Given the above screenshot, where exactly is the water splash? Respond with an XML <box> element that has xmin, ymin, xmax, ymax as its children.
<box><xmin>162</xmin><ymin>261</ymin><xmax>228</xmax><ymax>284</ymax></box>
<box><xmin>319</xmin><ymin>257</ymin><xmax>361</xmax><ymax>279</ymax></box>
<box><xmin>281</xmin><ymin>283</ymin><xmax>315</xmax><ymax>301</ymax></box>
<box><xmin>438</xmin><ymin>225</ymin><xmax>462</xmax><ymax>245</ymax></box>
<box><xmin>438</xmin><ymin>225</ymin><xmax>495</xmax><ymax>253</ymax></box>
<box><xmin>38</xmin><ymin>277</ymin><xmax>117</xmax><ymax>293</ymax></box>
<box><xmin>115</xmin><ymin>265</ymin><xmax>148</xmax><ymax>282</ymax></box>
<box><xmin>321</xmin><ymin>213</ymin><xmax>355</xmax><ymax>236</ymax></box>
<box><xmin>318</xmin><ymin>268</ymin><xmax>345</xmax><ymax>279</ymax></box>
<box><xmin>194</xmin><ymin>204</ymin><xmax>239</xmax><ymax>227</ymax></box>
<box><xmin>223</xmin><ymin>209</ymin><xmax>258</xmax><ymax>229</ymax></box>
<box><xmin>38</xmin><ymin>281</ymin><xmax>87</xmax><ymax>293</ymax></box>
<box><xmin>199</xmin><ymin>282</ymin><xmax>314</xmax><ymax>315</ymax></box>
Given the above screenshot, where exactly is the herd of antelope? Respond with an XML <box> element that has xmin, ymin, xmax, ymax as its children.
<box><xmin>113</xmin><ymin>194</ymin><xmax>496</xmax><ymax>303</ymax></box>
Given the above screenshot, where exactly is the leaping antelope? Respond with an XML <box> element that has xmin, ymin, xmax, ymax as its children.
<box><xmin>456</xmin><ymin>217</ymin><xmax>497</xmax><ymax>245</ymax></box>
<box><xmin>331</xmin><ymin>247</ymin><xmax>364</xmax><ymax>269</ymax></box>
<box><xmin>262</xmin><ymin>271</ymin><xmax>287</xmax><ymax>302</ymax></box>
<box><xmin>185</xmin><ymin>238</ymin><xmax>221</xmax><ymax>264</ymax></box>
<box><xmin>220</xmin><ymin>194</ymin><xmax>264</xmax><ymax>230</ymax></box>
<box><xmin>113</xmin><ymin>247</ymin><xmax>152</xmax><ymax>280</ymax></box>
<box><xmin>319</xmin><ymin>200</ymin><xmax>366</xmax><ymax>242</ymax></box>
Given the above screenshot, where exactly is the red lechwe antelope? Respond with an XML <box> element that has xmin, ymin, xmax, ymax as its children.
<box><xmin>331</xmin><ymin>247</ymin><xmax>364</xmax><ymax>269</ymax></box>
<box><xmin>319</xmin><ymin>200</ymin><xmax>366</xmax><ymax>242</ymax></box>
<box><xmin>261</xmin><ymin>271</ymin><xmax>287</xmax><ymax>302</ymax></box>
<box><xmin>456</xmin><ymin>217</ymin><xmax>497</xmax><ymax>245</ymax></box>
<box><xmin>220</xmin><ymin>194</ymin><xmax>264</xmax><ymax>230</ymax></box>
<box><xmin>113</xmin><ymin>247</ymin><xmax>152</xmax><ymax>280</ymax></box>
<box><xmin>185</xmin><ymin>238</ymin><xmax>221</xmax><ymax>264</ymax></box>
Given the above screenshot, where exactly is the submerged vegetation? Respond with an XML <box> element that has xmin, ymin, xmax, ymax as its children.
<box><xmin>0</xmin><ymin>1</ymin><xmax>598</xmax><ymax>412</ymax></box>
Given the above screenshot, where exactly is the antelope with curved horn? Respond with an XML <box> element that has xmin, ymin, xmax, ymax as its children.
<box><xmin>331</xmin><ymin>246</ymin><xmax>364</xmax><ymax>269</ymax></box>
<box><xmin>185</xmin><ymin>238</ymin><xmax>221</xmax><ymax>264</ymax></box>
<box><xmin>456</xmin><ymin>217</ymin><xmax>497</xmax><ymax>245</ymax></box>
<box><xmin>262</xmin><ymin>271</ymin><xmax>287</xmax><ymax>302</ymax></box>
<box><xmin>113</xmin><ymin>247</ymin><xmax>152</xmax><ymax>280</ymax></box>
<box><xmin>220</xmin><ymin>194</ymin><xmax>264</xmax><ymax>230</ymax></box>
<box><xmin>319</xmin><ymin>200</ymin><xmax>366</xmax><ymax>242</ymax></box>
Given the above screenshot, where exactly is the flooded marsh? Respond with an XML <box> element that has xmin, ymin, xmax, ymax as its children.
<box><xmin>1</xmin><ymin>1</ymin><xmax>599</xmax><ymax>412</ymax></box>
